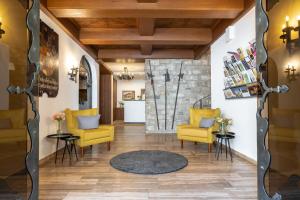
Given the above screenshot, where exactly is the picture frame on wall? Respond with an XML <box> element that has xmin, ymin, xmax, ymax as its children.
<box><xmin>122</xmin><ymin>91</ymin><xmax>135</xmax><ymax>100</ymax></box>
<box><xmin>35</xmin><ymin>20</ymin><xmax>59</xmax><ymax>98</ymax></box>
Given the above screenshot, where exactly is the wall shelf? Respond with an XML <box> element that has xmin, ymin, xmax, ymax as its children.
<box><xmin>222</xmin><ymin>40</ymin><xmax>261</xmax><ymax>99</ymax></box>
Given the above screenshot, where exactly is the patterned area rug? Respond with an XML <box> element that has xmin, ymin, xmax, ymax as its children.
<box><xmin>110</xmin><ymin>150</ymin><xmax>188</xmax><ymax>175</ymax></box>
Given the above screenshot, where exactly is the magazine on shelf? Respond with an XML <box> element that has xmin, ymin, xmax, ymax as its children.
<box><xmin>242</xmin><ymin>72</ymin><xmax>251</xmax><ymax>84</ymax></box>
<box><xmin>222</xmin><ymin>40</ymin><xmax>260</xmax><ymax>99</ymax></box>
<box><xmin>237</xmin><ymin>61</ymin><xmax>246</xmax><ymax>72</ymax></box>
<box><xmin>247</xmin><ymin>69</ymin><xmax>257</xmax><ymax>82</ymax></box>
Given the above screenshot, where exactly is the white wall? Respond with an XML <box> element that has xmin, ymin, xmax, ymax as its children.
<box><xmin>117</xmin><ymin>80</ymin><xmax>145</xmax><ymax>104</ymax></box>
<box><xmin>39</xmin><ymin>11</ymin><xmax>100</xmax><ymax>160</ymax></box>
<box><xmin>211</xmin><ymin>7</ymin><xmax>257</xmax><ymax>161</ymax></box>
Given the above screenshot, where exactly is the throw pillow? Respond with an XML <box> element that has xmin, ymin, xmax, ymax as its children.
<box><xmin>0</xmin><ymin>118</ymin><xmax>12</xmax><ymax>129</ymax></box>
<box><xmin>77</xmin><ymin>115</ymin><xmax>100</xmax><ymax>130</ymax></box>
<box><xmin>200</xmin><ymin>118</ymin><xmax>215</xmax><ymax>128</ymax></box>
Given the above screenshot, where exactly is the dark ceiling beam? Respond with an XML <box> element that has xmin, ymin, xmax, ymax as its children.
<box><xmin>47</xmin><ymin>0</ymin><xmax>244</xmax><ymax>18</ymax></box>
<box><xmin>137</xmin><ymin>0</ymin><xmax>158</xmax><ymax>3</ymax></box>
<box><xmin>98</xmin><ymin>49</ymin><xmax>194</xmax><ymax>59</ymax></box>
<box><xmin>194</xmin><ymin>0</ymin><xmax>255</xmax><ymax>59</ymax></box>
<box><xmin>137</xmin><ymin>18</ymin><xmax>155</xmax><ymax>55</ymax></box>
<box><xmin>137</xmin><ymin>18</ymin><xmax>155</xmax><ymax>36</ymax></box>
<box><xmin>80</xmin><ymin>28</ymin><xmax>212</xmax><ymax>45</ymax></box>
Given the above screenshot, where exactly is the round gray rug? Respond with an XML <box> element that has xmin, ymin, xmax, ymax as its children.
<box><xmin>110</xmin><ymin>150</ymin><xmax>188</xmax><ymax>175</ymax></box>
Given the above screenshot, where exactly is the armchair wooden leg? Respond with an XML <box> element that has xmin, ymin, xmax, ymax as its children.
<box><xmin>208</xmin><ymin>143</ymin><xmax>212</xmax><ymax>153</ymax></box>
<box><xmin>81</xmin><ymin>147</ymin><xmax>84</xmax><ymax>157</ymax></box>
<box><xmin>90</xmin><ymin>145</ymin><xmax>93</xmax><ymax>149</ymax></box>
<box><xmin>194</xmin><ymin>142</ymin><xmax>197</xmax><ymax>145</ymax></box>
<box><xmin>181</xmin><ymin>140</ymin><xmax>183</xmax><ymax>149</ymax></box>
<box><xmin>107</xmin><ymin>141</ymin><xmax>111</xmax><ymax>151</ymax></box>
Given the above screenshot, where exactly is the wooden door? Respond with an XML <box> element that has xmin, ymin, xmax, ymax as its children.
<box><xmin>100</xmin><ymin>74</ymin><xmax>113</xmax><ymax>124</ymax></box>
<box><xmin>113</xmin><ymin>78</ymin><xmax>117</xmax><ymax>121</ymax></box>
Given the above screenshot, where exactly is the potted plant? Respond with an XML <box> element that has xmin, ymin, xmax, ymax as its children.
<box><xmin>52</xmin><ymin>112</ymin><xmax>66</xmax><ymax>134</ymax></box>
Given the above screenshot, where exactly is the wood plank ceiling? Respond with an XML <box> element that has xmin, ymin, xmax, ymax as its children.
<box><xmin>44</xmin><ymin>0</ymin><xmax>255</xmax><ymax>61</ymax></box>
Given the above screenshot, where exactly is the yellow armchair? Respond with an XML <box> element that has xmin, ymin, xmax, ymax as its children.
<box><xmin>0</xmin><ymin>109</ymin><xmax>27</xmax><ymax>144</ymax></box>
<box><xmin>177</xmin><ymin>108</ymin><xmax>221</xmax><ymax>152</ymax></box>
<box><xmin>65</xmin><ymin>108</ymin><xmax>114</xmax><ymax>156</ymax></box>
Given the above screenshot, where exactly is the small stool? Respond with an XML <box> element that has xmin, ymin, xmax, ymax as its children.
<box><xmin>61</xmin><ymin>136</ymin><xmax>80</xmax><ymax>163</ymax></box>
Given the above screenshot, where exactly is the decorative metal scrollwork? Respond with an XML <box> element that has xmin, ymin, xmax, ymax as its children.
<box><xmin>26</xmin><ymin>0</ymin><xmax>40</xmax><ymax>199</ymax></box>
<box><xmin>6</xmin><ymin>0</ymin><xmax>40</xmax><ymax>199</ymax></box>
<box><xmin>256</xmin><ymin>0</ymin><xmax>289</xmax><ymax>199</ymax></box>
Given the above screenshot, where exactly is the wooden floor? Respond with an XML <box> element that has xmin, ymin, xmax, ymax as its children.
<box><xmin>39</xmin><ymin>125</ymin><xmax>257</xmax><ymax>200</ymax></box>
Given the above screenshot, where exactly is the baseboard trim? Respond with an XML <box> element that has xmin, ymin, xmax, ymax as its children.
<box><xmin>232</xmin><ymin>149</ymin><xmax>257</xmax><ymax>165</ymax></box>
<box><xmin>39</xmin><ymin>148</ymin><xmax>64</xmax><ymax>166</ymax></box>
<box><xmin>215</xmin><ymin>143</ymin><xmax>257</xmax><ymax>165</ymax></box>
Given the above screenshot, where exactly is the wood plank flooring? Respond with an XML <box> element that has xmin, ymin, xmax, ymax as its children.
<box><xmin>39</xmin><ymin>125</ymin><xmax>257</xmax><ymax>200</ymax></box>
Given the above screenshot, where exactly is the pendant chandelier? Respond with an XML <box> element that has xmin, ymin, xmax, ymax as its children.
<box><xmin>117</xmin><ymin>67</ymin><xmax>134</xmax><ymax>80</ymax></box>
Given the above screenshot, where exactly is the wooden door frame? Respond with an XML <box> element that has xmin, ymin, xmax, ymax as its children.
<box><xmin>99</xmin><ymin>63</ymin><xmax>114</xmax><ymax>124</ymax></box>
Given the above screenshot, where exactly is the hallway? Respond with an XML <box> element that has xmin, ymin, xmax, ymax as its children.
<box><xmin>39</xmin><ymin>125</ymin><xmax>257</xmax><ymax>200</ymax></box>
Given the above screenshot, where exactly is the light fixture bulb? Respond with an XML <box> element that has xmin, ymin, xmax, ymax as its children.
<box><xmin>286</xmin><ymin>16</ymin><xmax>290</xmax><ymax>22</ymax></box>
<box><xmin>282</xmin><ymin>24</ymin><xmax>286</xmax><ymax>29</ymax></box>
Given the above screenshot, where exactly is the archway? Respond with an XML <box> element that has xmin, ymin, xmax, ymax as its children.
<box><xmin>79</xmin><ymin>56</ymin><xmax>93</xmax><ymax>110</ymax></box>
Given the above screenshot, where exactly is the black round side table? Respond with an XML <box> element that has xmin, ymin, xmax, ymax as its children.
<box><xmin>61</xmin><ymin>136</ymin><xmax>80</xmax><ymax>163</ymax></box>
<box><xmin>213</xmin><ymin>131</ymin><xmax>235</xmax><ymax>162</ymax></box>
<box><xmin>47</xmin><ymin>133</ymin><xmax>73</xmax><ymax>164</ymax></box>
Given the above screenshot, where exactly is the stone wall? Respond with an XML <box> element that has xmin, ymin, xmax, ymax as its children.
<box><xmin>145</xmin><ymin>53</ymin><xmax>211</xmax><ymax>134</ymax></box>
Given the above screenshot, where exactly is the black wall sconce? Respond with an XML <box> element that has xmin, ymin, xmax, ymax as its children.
<box><xmin>68</xmin><ymin>66</ymin><xmax>79</xmax><ymax>83</ymax></box>
<box><xmin>280</xmin><ymin>16</ymin><xmax>300</xmax><ymax>53</ymax></box>
<box><xmin>285</xmin><ymin>64</ymin><xmax>299</xmax><ymax>82</ymax></box>
<box><xmin>0</xmin><ymin>17</ymin><xmax>5</xmax><ymax>38</ymax></box>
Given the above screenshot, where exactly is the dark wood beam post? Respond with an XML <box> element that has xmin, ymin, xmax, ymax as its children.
<box><xmin>137</xmin><ymin>18</ymin><xmax>155</xmax><ymax>55</ymax></box>
<box><xmin>141</xmin><ymin>44</ymin><xmax>153</xmax><ymax>55</ymax></box>
<box><xmin>137</xmin><ymin>18</ymin><xmax>155</xmax><ymax>36</ymax></box>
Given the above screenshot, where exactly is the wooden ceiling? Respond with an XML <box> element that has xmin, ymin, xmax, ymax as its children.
<box><xmin>43</xmin><ymin>0</ymin><xmax>255</xmax><ymax>61</ymax></box>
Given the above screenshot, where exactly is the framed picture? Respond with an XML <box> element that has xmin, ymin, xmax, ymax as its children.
<box><xmin>122</xmin><ymin>91</ymin><xmax>135</xmax><ymax>100</ymax></box>
<box><xmin>37</xmin><ymin>20</ymin><xmax>59</xmax><ymax>97</ymax></box>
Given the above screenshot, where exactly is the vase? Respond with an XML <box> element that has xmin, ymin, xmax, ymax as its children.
<box><xmin>220</xmin><ymin>123</ymin><xmax>227</xmax><ymax>135</ymax></box>
<box><xmin>56</xmin><ymin>120</ymin><xmax>62</xmax><ymax>134</ymax></box>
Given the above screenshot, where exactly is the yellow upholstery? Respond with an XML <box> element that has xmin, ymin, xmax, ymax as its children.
<box><xmin>65</xmin><ymin>108</ymin><xmax>114</xmax><ymax>148</ymax></box>
<box><xmin>0</xmin><ymin>109</ymin><xmax>27</xmax><ymax>143</ymax></box>
<box><xmin>177</xmin><ymin>108</ymin><xmax>221</xmax><ymax>150</ymax></box>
